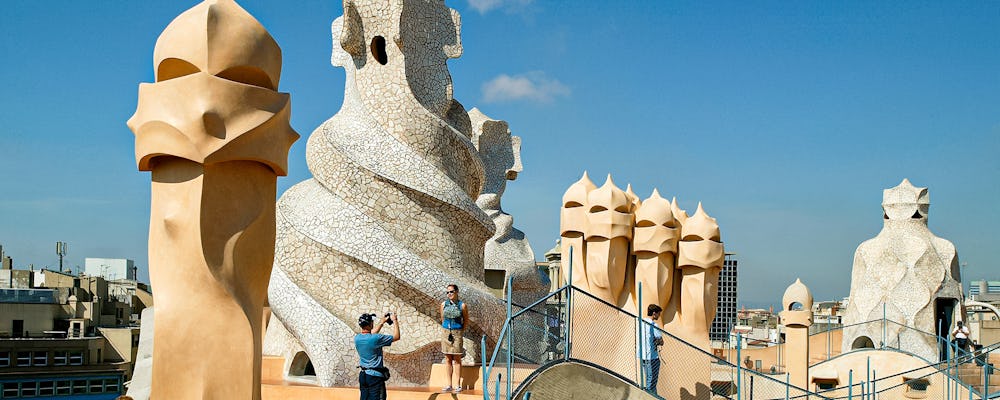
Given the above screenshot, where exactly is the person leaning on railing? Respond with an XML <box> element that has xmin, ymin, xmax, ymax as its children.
<box><xmin>638</xmin><ymin>304</ymin><xmax>664</xmax><ymax>395</ymax></box>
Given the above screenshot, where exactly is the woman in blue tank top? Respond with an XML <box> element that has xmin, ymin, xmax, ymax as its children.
<box><xmin>440</xmin><ymin>284</ymin><xmax>468</xmax><ymax>393</ymax></box>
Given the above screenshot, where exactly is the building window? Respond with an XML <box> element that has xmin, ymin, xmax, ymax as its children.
<box><xmin>56</xmin><ymin>380</ymin><xmax>71</xmax><ymax>395</ymax></box>
<box><xmin>2</xmin><ymin>382</ymin><xmax>18</xmax><ymax>398</ymax></box>
<box><xmin>0</xmin><ymin>351</ymin><xmax>9</xmax><ymax>367</ymax></box>
<box><xmin>16</xmin><ymin>351</ymin><xmax>31</xmax><ymax>367</ymax></box>
<box><xmin>89</xmin><ymin>379</ymin><xmax>103</xmax><ymax>393</ymax></box>
<box><xmin>38</xmin><ymin>381</ymin><xmax>54</xmax><ymax>396</ymax></box>
<box><xmin>69</xmin><ymin>351</ymin><xmax>84</xmax><ymax>365</ymax></box>
<box><xmin>32</xmin><ymin>351</ymin><xmax>47</xmax><ymax>366</ymax></box>
<box><xmin>104</xmin><ymin>378</ymin><xmax>119</xmax><ymax>393</ymax></box>
<box><xmin>20</xmin><ymin>381</ymin><xmax>37</xmax><ymax>397</ymax></box>
<box><xmin>53</xmin><ymin>351</ymin><xmax>68</xmax><ymax>366</ymax></box>
<box><xmin>72</xmin><ymin>380</ymin><xmax>87</xmax><ymax>394</ymax></box>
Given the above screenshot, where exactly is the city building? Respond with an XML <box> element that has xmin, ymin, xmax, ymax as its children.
<box><xmin>83</xmin><ymin>259</ymin><xmax>136</xmax><ymax>282</ymax></box>
<box><xmin>969</xmin><ymin>280</ymin><xmax>1000</xmax><ymax>298</ymax></box>
<box><xmin>0</xmin><ymin>245</ymin><xmax>13</xmax><ymax>271</ymax></box>
<box><xmin>0</xmin><ymin>258</ymin><xmax>152</xmax><ymax>399</ymax></box>
<box><xmin>738</xmin><ymin>307</ymin><xmax>779</xmax><ymax>330</ymax></box>
<box><xmin>967</xmin><ymin>279</ymin><xmax>1000</xmax><ymax>346</ymax></box>
<box><xmin>709</xmin><ymin>254</ymin><xmax>738</xmax><ymax>343</ymax></box>
<box><xmin>0</xmin><ymin>250</ymin><xmax>33</xmax><ymax>289</ymax></box>
<box><xmin>810</xmin><ymin>299</ymin><xmax>847</xmax><ymax>334</ymax></box>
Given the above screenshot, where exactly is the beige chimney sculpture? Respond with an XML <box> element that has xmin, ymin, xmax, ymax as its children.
<box><xmin>585</xmin><ymin>175</ymin><xmax>635</xmax><ymax>306</ymax></box>
<box><xmin>559</xmin><ymin>174</ymin><xmax>724</xmax><ymax>349</ymax></box>
<box><xmin>780</xmin><ymin>279</ymin><xmax>814</xmax><ymax>389</ymax></box>
<box><xmin>560</xmin><ymin>173</ymin><xmax>597</xmax><ymax>290</ymax></box>
<box><xmin>672</xmin><ymin>203</ymin><xmax>725</xmax><ymax>349</ymax></box>
<box><xmin>126</xmin><ymin>0</ymin><xmax>298</xmax><ymax>399</ymax></box>
<box><xmin>631</xmin><ymin>190</ymin><xmax>678</xmax><ymax>327</ymax></box>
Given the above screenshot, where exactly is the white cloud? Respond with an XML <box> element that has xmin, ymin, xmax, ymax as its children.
<box><xmin>467</xmin><ymin>0</ymin><xmax>533</xmax><ymax>14</ymax></box>
<box><xmin>481</xmin><ymin>72</ymin><xmax>571</xmax><ymax>103</ymax></box>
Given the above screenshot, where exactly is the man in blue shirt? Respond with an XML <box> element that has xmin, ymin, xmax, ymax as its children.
<box><xmin>355</xmin><ymin>312</ymin><xmax>401</xmax><ymax>400</ymax></box>
<box><xmin>638</xmin><ymin>304</ymin><xmax>664</xmax><ymax>395</ymax></box>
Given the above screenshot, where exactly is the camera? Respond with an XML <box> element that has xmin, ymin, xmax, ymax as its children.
<box><xmin>361</xmin><ymin>312</ymin><xmax>394</xmax><ymax>325</ymax></box>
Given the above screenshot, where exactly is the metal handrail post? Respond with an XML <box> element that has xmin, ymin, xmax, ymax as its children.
<box><xmin>953</xmin><ymin>341</ymin><xmax>959</xmax><ymax>400</ymax></box>
<box><xmin>945</xmin><ymin>342</ymin><xmax>957</xmax><ymax>384</ymax></box>
<box><xmin>849</xmin><ymin>369</ymin><xmax>853</xmax><ymax>400</ymax></box>
<box><xmin>939</xmin><ymin>319</ymin><xmax>945</xmax><ymax>362</ymax></box>
<box><xmin>637</xmin><ymin>282</ymin><xmax>645</xmax><ymax>391</ymax></box>
<box><xmin>866</xmin><ymin>356</ymin><xmax>871</xmax><ymax>400</ymax></box>
<box><xmin>482</xmin><ymin>335</ymin><xmax>488</xmax><ymax>400</ymax></box>
<box><xmin>506</xmin><ymin>275</ymin><xmax>513</xmax><ymax>400</ymax></box>
<box><xmin>495</xmin><ymin>374</ymin><xmax>502</xmax><ymax>400</ymax></box>
<box><xmin>564</xmin><ymin>247</ymin><xmax>572</xmax><ymax>362</ymax></box>
<box><xmin>737</xmin><ymin>334</ymin><xmax>743</xmax><ymax>400</ymax></box>
<box><xmin>882</xmin><ymin>303</ymin><xmax>886</xmax><ymax>349</ymax></box>
<box><xmin>984</xmin><ymin>361</ymin><xmax>990</xmax><ymax>400</ymax></box>
<box><xmin>828</xmin><ymin>322</ymin><xmax>832</xmax><ymax>360</ymax></box>
<box><xmin>872</xmin><ymin>369</ymin><xmax>876</xmax><ymax>400</ymax></box>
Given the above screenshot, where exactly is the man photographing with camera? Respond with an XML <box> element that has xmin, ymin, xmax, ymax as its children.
<box><xmin>355</xmin><ymin>312</ymin><xmax>401</xmax><ymax>400</ymax></box>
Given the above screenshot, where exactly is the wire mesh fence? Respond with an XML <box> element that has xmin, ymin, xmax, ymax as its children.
<box><xmin>481</xmin><ymin>282</ymin><xmax>834</xmax><ymax>400</ymax></box>
<box><xmin>483</xmin><ymin>285</ymin><xmax>569</xmax><ymax>400</ymax></box>
<box><xmin>479</xmin><ymin>278</ymin><xmax>1000</xmax><ymax>400</ymax></box>
<box><xmin>482</xmin><ymin>321</ymin><xmax>513</xmax><ymax>400</ymax></box>
<box><xmin>566</xmin><ymin>288</ymin><xmax>640</xmax><ymax>384</ymax></box>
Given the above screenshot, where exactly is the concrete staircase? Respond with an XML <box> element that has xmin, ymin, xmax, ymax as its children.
<box><xmin>951</xmin><ymin>353</ymin><xmax>998</xmax><ymax>396</ymax></box>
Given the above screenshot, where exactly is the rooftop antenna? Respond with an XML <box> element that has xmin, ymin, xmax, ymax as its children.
<box><xmin>56</xmin><ymin>241</ymin><xmax>67</xmax><ymax>272</ymax></box>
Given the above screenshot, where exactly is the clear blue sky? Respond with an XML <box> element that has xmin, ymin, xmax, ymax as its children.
<box><xmin>1</xmin><ymin>1</ymin><xmax>997</xmax><ymax>308</ymax></box>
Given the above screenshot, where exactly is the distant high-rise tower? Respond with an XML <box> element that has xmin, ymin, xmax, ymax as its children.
<box><xmin>710</xmin><ymin>254</ymin><xmax>738</xmax><ymax>342</ymax></box>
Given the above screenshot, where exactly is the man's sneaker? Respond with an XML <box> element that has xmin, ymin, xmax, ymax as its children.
<box><xmin>454</xmin><ymin>387</ymin><xmax>464</xmax><ymax>393</ymax></box>
<box><xmin>442</xmin><ymin>386</ymin><xmax>453</xmax><ymax>393</ymax></box>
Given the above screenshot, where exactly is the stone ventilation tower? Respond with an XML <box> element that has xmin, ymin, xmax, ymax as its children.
<box><xmin>780</xmin><ymin>279</ymin><xmax>813</xmax><ymax>389</ymax></box>
<box><xmin>842</xmin><ymin>179</ymin><xmax>963</xmax><ymax>362</ymax></box>
<box><xmin>263</xmin><ymin>0</ymin><xmax>520</xmax><ymax>387</ymax></box>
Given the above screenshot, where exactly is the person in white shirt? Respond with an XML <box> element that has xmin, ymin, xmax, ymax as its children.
<box><xmin>952</xmin><ymin>320</ymin><xmax>970</xmax><ymax>352</ymax></box>
<box><xmin>638</xmin><ymin>304</ymin><xmax>664</xmax><ymax>394</ymax></box>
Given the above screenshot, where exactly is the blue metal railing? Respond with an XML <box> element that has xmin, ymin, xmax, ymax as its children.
<box><xmin>481</xmin><ymin>282</ymin><xmax>829</xmax><ymax>400</ymax></box>
<box><xmin>481</xmin><ymin>247</ymin><xmax>996</xmax><ymax>400</ymax></box>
